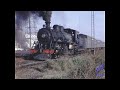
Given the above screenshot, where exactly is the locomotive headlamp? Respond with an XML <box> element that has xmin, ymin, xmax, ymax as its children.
<box><xmin>69</xmin><ymin>44</ymin><xmax>73</xmax><ymax>49</ymax></box>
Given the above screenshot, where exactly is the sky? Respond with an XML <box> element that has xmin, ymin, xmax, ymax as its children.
<box><xmin>27</xmin><ymin>11</ymin><xmax>105</xmax><ymax>42</ymax></box>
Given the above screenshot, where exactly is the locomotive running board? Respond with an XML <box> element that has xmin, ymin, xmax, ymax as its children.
<box><xmin>33</xmin><ymin>54</ymin><xmax>50</xmax><ymax>60</ymax></box>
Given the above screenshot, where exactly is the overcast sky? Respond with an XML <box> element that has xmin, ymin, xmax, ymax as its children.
<box><xmin>30</xmin><ymin>11</ymin><xmax>105</xmax><ymax>42</ymax></box>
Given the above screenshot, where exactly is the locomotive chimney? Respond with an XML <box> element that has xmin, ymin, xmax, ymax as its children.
<box><xmin>45</xmin><ymin>21</ymin><xmax>50</xmax><ymax>29</ymax></box>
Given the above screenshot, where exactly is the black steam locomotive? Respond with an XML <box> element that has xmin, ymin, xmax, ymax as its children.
<box><xmin>24</xmin><ymin>24</ymin><xmax>80</xmax><ymax>60</ymax></box>
<box><xmin>23</xmin><ymin>23</ymin><xmax>104</xmax><ymax>60</ymax></box>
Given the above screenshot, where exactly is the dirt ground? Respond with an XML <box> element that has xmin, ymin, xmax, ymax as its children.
<box><xmin>15</xmin><ymin>58</ymin><xmax>47</xmax><ymax>79</ymax></box>
<box><xmin>15</xmin><ymin>56</ymin><xmax>72</xmax><ymax>79</ymax></box>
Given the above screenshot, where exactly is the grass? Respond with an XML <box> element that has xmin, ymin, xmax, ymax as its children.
<box><xmin>37</xmin><ymin>48</ymin><xmax>105</xmax><ymax>79</ymax></box>
<box><xmin>16</xmin><ymin>48</ymin><xmax>105</xmax><ymax>79</ymax></box>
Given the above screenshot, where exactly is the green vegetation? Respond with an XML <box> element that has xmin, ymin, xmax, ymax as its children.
<box><xmin>39</xmin><ymin>49</ymin><xmax>105</xmax><ymax>79</ymax></box>
<box><xmin>15</xmin><ymin>49</ymin><xmax>105</xmax><ymax>79</ymax></box>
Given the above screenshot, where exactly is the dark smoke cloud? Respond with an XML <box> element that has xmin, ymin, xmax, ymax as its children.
<box><xmin>15</xmin><ymin>11</ymin><xmax>52</xmax><ymax>49</ymax></box>
<box><xmin>15</xmin><ymin>11</ymin><xmax>52</xmax><ymax>28</ymax></box>
<box><xmin>15</xmin><ymin>11</ymin><xmax>30</xmax><ymax>29</ymax></box>
<box><xmin>31</xmin><ymin>11</ymin><xmax>52</xmax><ymax>22</ymax></box>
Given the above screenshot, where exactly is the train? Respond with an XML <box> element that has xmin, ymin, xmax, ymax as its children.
<box><xmin>22</xmin><ymin>24</ymin><xmax>104</xmax><ymax>60</ymax></box>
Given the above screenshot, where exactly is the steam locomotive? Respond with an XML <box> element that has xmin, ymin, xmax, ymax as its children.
<box><xmin>23</xmin><ymin>24</ymin><xmax>80</xmax><ymax>60</ymax></box>
<box><xmin>23</xmin><ymin>24</ymin><xmax>104</xmax><ymax>60</ymax></box>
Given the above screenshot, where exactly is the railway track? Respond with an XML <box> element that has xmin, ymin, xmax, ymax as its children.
<box><xmin>15</xmin><ymin>55</ymin><xmax>72</xmax><ymax>71</ymax></box>
<box><xmin>16</xmin><ymin>61</ymin><xmax>45</xmax><ymax>68</ymax></box>
<box><xmin>15</xmin><ymin>58</ymin><xmax>47</xmax><ymax>70</ymax></box>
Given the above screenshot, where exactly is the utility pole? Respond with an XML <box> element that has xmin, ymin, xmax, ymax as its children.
<box><xmin>25</xmin><ymin>15</ymin><xmax>37</xmax><ymax>48</ymax></box>
<box><xmin>91</xmin><ymin>11</ymin><xmax>95</xmax><ymax>55</ymax></box>
<box><xmin>33</xmin><ymin>18</ymin><xmax>37</xmax><ymax>36</ymax></box>
<box><xmin>29</xmin><ymin>16</ymin><xmax>31</xmax><ymax>48</ymax></box>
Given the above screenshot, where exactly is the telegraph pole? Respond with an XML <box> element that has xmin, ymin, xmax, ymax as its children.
<box><xmin>25</xmin><ymin>15</ymin><xmax>37</xmax><ymax>49</ymax></box>
<box><xmin>29</xmin><ymin>16</ymin><xmax>31</xmax><ymax>48</ymax></box>
<box><xmin>91</xmin><ymin>11</ymin><xmax>95</xmax><ymax>55</ymax></box>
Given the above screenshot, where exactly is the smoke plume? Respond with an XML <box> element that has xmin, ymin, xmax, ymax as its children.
<box><xmin>15</xmin><ymin>11</ymin><xmax>52</xmax><ymax>49</ymax></box>
<box><xmin>15</xmin><ymin>11</ymin><xmax>52</xmax><ymax>28</ymax></box>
